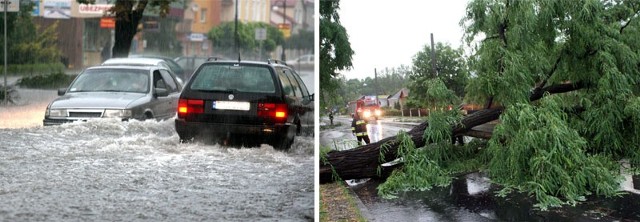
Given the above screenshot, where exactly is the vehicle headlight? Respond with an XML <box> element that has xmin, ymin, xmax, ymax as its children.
<box><xmin>363</xmin><ymin>110</ymin><xmax>371</xmax><ymax>118</ymax></box>
<box><xmin>47</xmin><ymin>108</ymin><xmax>67</xmax><ymax>117</ymax></box>
<box><xmin>374</xmin><ymin>109</ymin><xmax>382</xmax><ymax>116</ymax></box>
<box><xmin>103</xmin><ymin>109</ymin><xmax>132</xmax><ymax>118</ymax></box>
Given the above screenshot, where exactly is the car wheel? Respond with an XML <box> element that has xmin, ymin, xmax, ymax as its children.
<box><xmin>270</xmin><ymin>135</ymin><xmax>293</xmax><ymax>151</ymax></box>
<box><xmin>178</xmin><ymin>131</ymin><xmax>194</xmax><ymax>143</ymax></box>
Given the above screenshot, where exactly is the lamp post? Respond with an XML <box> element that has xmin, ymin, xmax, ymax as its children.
<box><xmin>280</xmin><ymin>0</ymin><xmax>286</xmax><ymax>61</ymax></box>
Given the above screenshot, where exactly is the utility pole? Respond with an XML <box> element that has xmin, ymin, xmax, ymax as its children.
<box><xmin>234</xmin><ymin>0</ymin><xmax>239</xmax><ymax>61</ymax></box>
<box><xmin>280</xmin><ymin>0</ymin><xmax>286</xmax><ymax>61</ymax></box>
<box><xmin>430</xmin><ymin>33</ymin><xmax>437</xmax><ymax>76</ymax></box>
<box><xmin>2</xmin><ymin>0</ymin><xmax>7</xmax><ymax>104</ymax></box>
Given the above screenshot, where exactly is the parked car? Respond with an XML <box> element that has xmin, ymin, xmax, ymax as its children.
<box><xmin>174</xmin><ymin>56</ymin><xmax>209</xmax><ymax>80</ymax></box>
<box><xmin>175</xmin><ymin>58</ymin><xmax>314</xmax><ymax>150</ymax></box>
<box><xmin>43</xmin><ymin>63</ymin><xmax>183</xmax><ymax>126</ymax></box>
<box><xmin>128</xmin><ymin>55</ymin><xmax>187</xmax><ymax>79</ymax></box>
<box><xmin>286</xmin><ymin>54</ymin><xmax>314</xmax><ymax>72</ymax></box>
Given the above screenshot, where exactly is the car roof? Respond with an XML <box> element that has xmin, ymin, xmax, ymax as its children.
<box><xmin>102</xmin><ymin>58</ymin><xmax>169</xmax><ymax>67</ymax></box>
<box><xmin>202</xmin><ymin>59</ymin><xmax>290</xmax><ymax>67</ymax></box>
<box><xmin>86</xmin><ymin>64</ymin><xmax>157</xmax><ymax>71</ymax></box>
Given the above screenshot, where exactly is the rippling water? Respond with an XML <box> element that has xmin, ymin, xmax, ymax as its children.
<box><xmin>0</xmin><ymin>89</ymin><xmax>314</xmax><ymax>221</ymax></box>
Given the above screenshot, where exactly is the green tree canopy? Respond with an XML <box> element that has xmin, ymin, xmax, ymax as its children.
<box><xmin>411</xmin><ymin>42</ymin><xmax>469</xmax><ymax>98</ymax></box>
<box><xmin>320</xmin><ymin>0</ymin><xmax>354</xmax><ymax>109</ymax></box>
<box><xmin>207</xmin><ymin>21</ymin><xmax>283</xmax><ymax>60</ymax></box>
<box><xmin>0</xmin><ymin>1</ymin><xmax>61</xmax><ymax>64</ymax></box>
<box><xmin>378</xmin><ymin>0</ymin><xmax>640</xmax><ymax>210</ymax></box>
<box><xmin>78</xmin><ymin>0</ymin><xmax>176</xmax><ymax>58</ymax></box>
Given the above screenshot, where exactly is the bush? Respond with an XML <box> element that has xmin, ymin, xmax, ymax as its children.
<box><xmin>18</xmin><ymin>72</ymin><xmax>76</xmax><ymax>89</ymax></box>
<box><xmin>0</xmin><ymin>63</ymin><xmax>65</xmax><ymax>76</ymax></box>
<box><xmin>382</xmin><ymin>107</ymin><xmax>402</xmax><ymax>116</ymax></box>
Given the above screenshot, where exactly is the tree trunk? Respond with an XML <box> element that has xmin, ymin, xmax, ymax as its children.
<box><xmin>319</xmin><ymin>82</ymin><xmax>586</xmax><ymax>183</ymax></box>
<box><xmin>111</xmin><ymin>0</ymin><xmax>147</xmax><ymax>58</ymax></box>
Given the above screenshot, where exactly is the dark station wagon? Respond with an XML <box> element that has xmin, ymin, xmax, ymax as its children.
<box><xmin>175</xmin><ymin>59</ymin><xmax>314</xmax><ymax>150</ymax></box>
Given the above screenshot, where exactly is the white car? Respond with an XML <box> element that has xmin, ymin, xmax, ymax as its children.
<box><xmin>286</xmin><ymin>54</ymin><xmax>314</xmax><ymax>71</ymax></box>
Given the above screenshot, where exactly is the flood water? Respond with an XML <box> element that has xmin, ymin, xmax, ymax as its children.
<box><xmin>350</xmin><ymin>172</ymin><xmax>640</xmax><ymax>221</ymax></box>
<box><xmin>322</xmin><ymin>116</ymin><xmax>640</xmax><ymax>221</ymax></box>
<box><xmin>0</xmin><ymin>88</ymin><xmax>314</xmax><ymax>221</ymax></box>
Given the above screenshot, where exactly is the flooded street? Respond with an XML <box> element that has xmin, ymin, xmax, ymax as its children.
<box><xmin>0</xmin><ymin>88</ymin><xmax>314</xmax><ymax>221</ymax></box>
<box><xmin>321</xmin><ymin>115</ymin><xmax>640</xmax><ymax>221</ymax></box>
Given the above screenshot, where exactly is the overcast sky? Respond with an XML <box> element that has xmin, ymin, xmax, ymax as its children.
<box><xmin>338</xmin><ymin>0</ymin><xmax>470</xmax><ymax>80</ymax></box>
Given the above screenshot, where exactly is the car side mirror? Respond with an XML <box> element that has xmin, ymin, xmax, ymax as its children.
<box><xmin>57</xmin><ymin>88</ymin><xmax>67</xmax><ymax>96</ymax></box>
<box><xmin>154</xmin><ymin>88</ymin><xmax>169</xmax><ymax>97</ymax></box>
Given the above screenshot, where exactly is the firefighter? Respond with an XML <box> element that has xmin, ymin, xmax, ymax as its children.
<box><xmin>328</xmin><ymin>110</ymin><xmax>334</xmax><ymax>126</ymax></box>
<box><xmin>351</xmin><ymin>112</ymin><xmax>370</xmax><ymax>145</ymax></box>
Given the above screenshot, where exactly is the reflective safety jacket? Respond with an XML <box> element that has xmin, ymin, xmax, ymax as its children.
<box><xmin>351</xmin><ymin>116</ymin><xmax>368</xmax><ymax>136</ymax></box>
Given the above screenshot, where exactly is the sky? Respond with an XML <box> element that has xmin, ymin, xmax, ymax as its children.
<box><xmin>338</xmin><ymin>0</ymin><xmax>471</xmax><ymax>80</ymax></box>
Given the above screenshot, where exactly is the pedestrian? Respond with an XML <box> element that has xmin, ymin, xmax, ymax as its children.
<box><xmin>351</xmin><ymin>112</ymin><xmax>370</xmax><ymax>145</ymax></box>
<box><xmin>329</xmin><ymin>111</ymin><xmax>334</xmax><ymax>126</ymax></box>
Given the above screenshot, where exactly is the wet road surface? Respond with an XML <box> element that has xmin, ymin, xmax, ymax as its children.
<box><xmin>0</xmin><ymin>88</ymin><xmax>314</xmax><ymax>221</ymax></box>
<box><xmin>321</xmin><ymin>115</ymin><xmax>640</xmax><ymax>221</ymax></box>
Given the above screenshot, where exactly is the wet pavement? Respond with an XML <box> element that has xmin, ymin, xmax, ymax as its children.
<box><xmin>321</xmin><ymin>115</ymin><xmax>640</xmax><ymax>222</ymax></box>
<box><xmin>0</xmin><ymin>88</ymin><xmax>315</xmax><ymax>221</ymax></box>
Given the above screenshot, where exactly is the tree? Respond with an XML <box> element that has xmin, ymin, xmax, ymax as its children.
<box><xmin>207</xmin><ymin>21</ymin><xmax>283</xmax><ymax>60</ymax></box>
<box><xmin>409</xmin><ymin>42</ymin><xmax>469</xmax><ymax>105</ymax></box>
<box><xmin>77</xmin><ymin>0</ymin><xmax>176</xmax><ymax>58</ymax></box>
<box><xmin>1</xmin><ymin>1</ymin><xmax>61</xmax><ymax>64</ymax></box>
<box><xmin>320</xmin><ymin>0</ymin><xmax>354</xmax><ymax>109</ymax></box>
<box><xmin>321</xmin><ymin>0</ymin><xmax>640</xmax><ymax>210</ymax></box>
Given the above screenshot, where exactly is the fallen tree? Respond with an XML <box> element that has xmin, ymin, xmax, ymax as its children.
<box><xmin>319</xmin><ymin>82</ymin><xmax>585</xmax><ymax>183</ymax></box>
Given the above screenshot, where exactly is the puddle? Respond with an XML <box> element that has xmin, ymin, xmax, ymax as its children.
<box><xmin>350</xmin><ymin>172</ymin><xmax>640</xmax><ymax>221</ymax></box>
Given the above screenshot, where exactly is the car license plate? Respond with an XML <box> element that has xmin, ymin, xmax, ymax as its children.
<box><xmin>212</xmin><ymin>101</ymin><xmax>250</xmax><ymax>111</ymax></box>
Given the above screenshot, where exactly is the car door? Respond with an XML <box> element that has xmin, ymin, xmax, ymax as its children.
<box><xmin>289</xmin><ymin>69</ymin><xmax>314</xmax><ymax>135</ymax></box>
<box><xmin>278</xmin><ymin>67</ymin><xmax>312</xmax><ymax>135</ymax></box>
<box><xmin>158</xmin><ymin>69</ymin><xmax>181</xmax><ymax>119</ymax></box>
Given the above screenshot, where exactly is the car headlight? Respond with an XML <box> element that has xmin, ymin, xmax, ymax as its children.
<box><xmin>47</xmin><ymin>108</ymin><xmax>67</xmax><ymax>117</ymax></box>
<box><xmin>374</xmin><ymin>109</ymin><xmax>382</xmax><ymax>116</ymax></box>
<box><xmin>103</xmin><ymin>109</ymin><xmax>132</xmax><ymax>118</ymax></box>
<box><xmin>363</xmin><ymin>110</ymin><xmax>371</xmax><ymax>118</ymax></box>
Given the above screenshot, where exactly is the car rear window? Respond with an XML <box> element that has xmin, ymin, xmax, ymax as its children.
<box><xmin>189</xmin><ymin>64</ymin><xmax>276</xmax><ymax>93</ymax></box>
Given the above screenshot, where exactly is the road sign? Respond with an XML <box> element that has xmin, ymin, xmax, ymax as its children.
<box><xmin>100</xmin><ymin>17</ymin><xmax>115</xmax><ymax>29</ymax></box>
<box><xmin>0</xmin><ymin>0</ymin><xmax>19</xmax><ymax>12</ymax></box>
<box><xmin>188</xmin><ymin>33</ymin><xmax>205</xmax><ymax>42</ymax></box>
<box><xmin>255</xmin><ymin>28</ymin><xmax>267</xmax><ymax>41</ymax></box>
<box><xmin>277</xmin><ymin>23</ymin><xmax>290</xmax><ymax>39</ymax></box>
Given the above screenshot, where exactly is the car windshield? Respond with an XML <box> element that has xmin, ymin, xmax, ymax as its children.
<box><xmin>190</xmin><ymin>64</ymin><xmax>275</xmax><ymax>93</ymax></box>
<box><xmin>68</xmin><ymin>68</ymin><xmax>149</xmax><ymax>93</ymax></box>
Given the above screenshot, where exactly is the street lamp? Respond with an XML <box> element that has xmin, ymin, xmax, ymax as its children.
<box><xmin>276</xmin><ymin>0</ymin><xmax>286</xmax><ymax>61</ymax></box>
<box><xmin>281</xmin><ymin>1</ymin><xmax>287</xmax><ymax>61</ymax></box>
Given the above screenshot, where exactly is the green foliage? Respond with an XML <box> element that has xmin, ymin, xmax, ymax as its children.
<box><xmin>487</xmin><ymin>96</ymin><xmax>622</xmax><ymax>210</ymax></box>
<box><xmin>0</xmin><ymin>63</ymin><xmax>65</xmax><ymax>76</ymax></box>
<box><xmin>378</xmin><ymin>131</ymin><xmax>453</xmax><ymax>198</ymax></box>
<box><xmin>18</xmin><ymin>72</ymin><xmax>77</xmax><ymax>89</ymax></box>
<box><xmin>379</xmin><ymin>128</ymin><xmax>486</xmax><ymax>199</ymax></box>
<box><xmin>411</xmin><ymin>43</ymin><xmax>469</xmax><ymax>97</ymax></box>
<box><xmin>319</xmin><ymin>0</ymin><xmax>354</xmax><ymax>94</ymax></box>
<box><xmin>454</xmin><ymin>0</ymin><xmax>640</xmax><ymax>209</ymax></box>
<box><xmin>208</xmin><ymin>21</ymin><xmax>284</xmax><ymax>59</ymax></box>
<box><xmin>1</xmin><ymin>1</ymin><xmax>62</xmax><ymax>65</ymax></box>
<box><xmin>408</xmin><ymin>78</ymin><xmax>461</xmax><ymax>108</ymax></box>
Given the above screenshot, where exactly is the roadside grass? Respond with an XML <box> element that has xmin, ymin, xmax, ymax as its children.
<box><xmin>320</xmin><ymin>182</ymin><xmax>367</xmax><ymax>222</ymax></box>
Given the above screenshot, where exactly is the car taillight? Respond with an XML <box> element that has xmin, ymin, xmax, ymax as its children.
<box><xmin>258</xmin><ymin>102</ymin><xmax>288</xmax><ymax>123</ymax></box>
<box><xmin>178</xmin><ymin>99</ymin><xmax>204</xmax><ymax>118</ymax></box>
